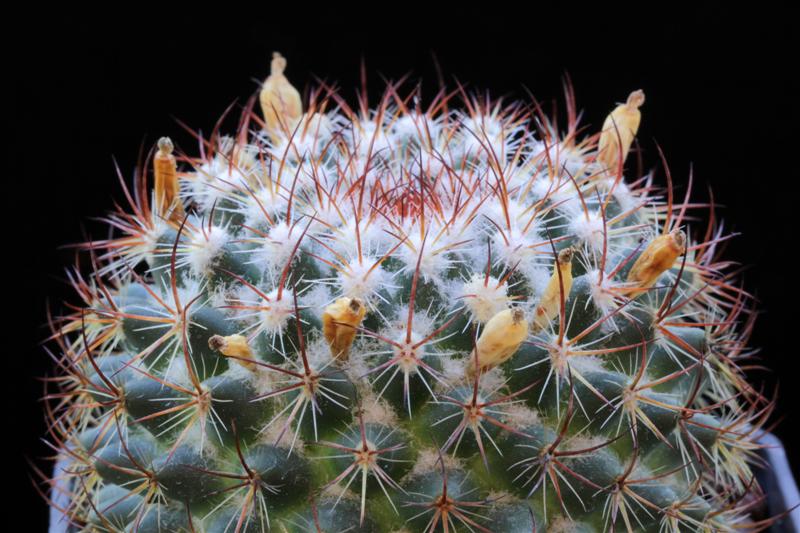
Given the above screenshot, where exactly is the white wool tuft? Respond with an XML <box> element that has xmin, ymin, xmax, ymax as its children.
<box><xmin>241</xmin><ymin>186</ymin><xmax>289</xmax><ymax>229</ymax></box>
<box><xmin>441</xmin><ymin>355</ymin><xmax>469</xmax><ymax>387</ymax></box>
<box><xmin>458</xmin><ymin>113</ymin><xmax>506</xmax><ymax>161</ymax></box>
<box><xmin>190</xmin><ymin>157</ymin><xmax>247</xmax><ymax>212</ymax></box>
<box><xmin>569</xmin><ymin>210</ymin><xmax>606</xmax><ymax>253</ymax></box>
<box><xmin>350</xmin><ymin>119</ymin><xmax>394</xmax><ymax>158</ymax></box>
<box><xmin>337</xmin><ymin>257</ymin><xmax>391</xmax><ymax>302</ymax></box>
<box><xmin>269</xmin><ymin>113</ymin><xmax>334</xmax><ymax>161</ymax></box>
<box><xmin>187</xmin><ymin>226</ymin><xmax>230</xmax><ymax>276</ymax></box>
<box><xmin>398</xmin><ymin>229</ymin><xmax>453</xmax><ymax>284</ymax></box>
<box><xmin>256</xmin><ymin>416</ymin><xmax>306</xmax><ymax>451</ymax></box>
<box><xmin>305</xmin><ymin>336</ymin><xmax>334</xmax><ymax>369</ymax></box>
<box><xmin>501</xmin><ymin>403</ymin><xmax>540</xmax><ymax>431</ymax></box>
<box><xmin>489</xmin><ymin>227</ymin><xmax>538</xmax><ymax>269</ymax></box>
<box><xmin>252</xmin><ymin>221</ymin><xmax>304</xmax><ymax>274</ymax></box>
<box><xmin>258</xmin><ymin>288</ymin><xmax>294</xmax><ymax>336</ymax></box>
<box><xmin>331</xmin><ymin>218</ymin><xmax>391</xmax><ymax>260</ymax></box>
<box><xmin>478</xmin><ymin>365</ymin><xmax>507</xmax><ymax>393</ymax></box>
<box><xmin>392</xmin><ymin>112</ymin><xmax>440</xmax><ymax>144</ymax></box>
<box><xmin>300</xmin><ymin>283</ymin><xmax>333</xmax><ymax>321</ymax></box>
<box><xmin>410</xmin><ymin>448</ymin><xmax>463</xmax><ymax>477</ymax></box>
<box><xmin>586</xmin><ymin>269</ymin><xmax>623</xmax><ymax>319</ymax></box>
<box><xmin>459</xmin><ymin>274</ymin><xmax>510</xmax><ymax>324</ymax></box>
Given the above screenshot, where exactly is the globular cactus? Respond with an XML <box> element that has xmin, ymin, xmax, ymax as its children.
<box><xmin>42</xmin><ymin>52</ymin><xmax>774</xmax><ymax>532</ymax></box>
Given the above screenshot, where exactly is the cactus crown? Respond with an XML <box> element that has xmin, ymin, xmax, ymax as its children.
<box><xmin>42</xmin><ymin>54</ymin><xmax>772</xmax><ymax>532</ymax></box>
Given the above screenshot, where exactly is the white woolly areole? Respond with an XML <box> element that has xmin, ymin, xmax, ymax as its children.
<box><xmin>458</xmin><ymin>113</ymin><xmax>506</xmax><ymax>161</ymax></box>
<box><xmin>253</xmin><ymin>221</ymin><xmax>303</xmax><ymax>273</ymax></box>
<box><xmin>384</xmin><ymin>310</ymin><xmax>442</xmax><ymax>376</ymax></box>
<box><xmin>204</xmin><ymin>284</ymin><xmax>229</xmax><ymax>310</ymax></box>
<box><xmin>241</xmin><ymin>187</ymin><xmax>288</xmax><ymax>229</ymax></box>
<box><xmin>532</xmin><ymin>330</ymin><xmax>604</xmax><ymax>377</ymax></box>
<box><xmin>300</xmin><ymin>283</ymin><xmax>333</xmax><ymax>322</ymax></box>
<box><xmin>481</xmin><ymin>197</ymin><xmax>529</xmax><ymax>230</ymax></box>
<box><xmin>478</xmin><ymin>366</ymin><xmax>507</xmax><ymax>393</ymax></box>
<box><xmin>549</xmin><ymin>517</ymin><xmax>582</xmax><ymax>533</ymax></box>
<box><xmin>398</xmin><ymin>230</ymin><xmax>453</xmax><ymax>284</ymax></box>
<box><xmin>179</xmin><ymin>421</ymin><xmax>223</xmax><ymax>457</ymax></box>
<box><xmin>350</xmin><ymin>119</ymin><xmax>394</xmax><ymax>158</ymax></box>
<box><xmin>305</xmin><ymin>337</ymin><xmax>334</xmax><ymax>369</ymax></box>
<box><xmin>360</xmin><ymin>394</ymin><xmax>399</xmax><ymax>427</ymax></box>
<box><xmin>531</xmin><ymin>175</ymin><xmax>585</xmax><ymax>215</ymax></box>
<box><xmin>337</xmin><ymin>257</ymin><xmax>390</xmax><ymax>302</ymax></box>
<box><xmin>543</xmin><ymin>142</ymin><xmax>591</xmax><ymax>177</ymax></box>
<box><xmin>256</xmin><ymin>415</ymin><xmax>305</xmax><ymax>451</ymax></box>
<box><xmin>489</xmin><ymin>227</ymin><xmax>538</xmax><ymax>269</ymax></box>
<box><xmin>258</xmin><ymin>287</ymin><xmax>294</xmax><ymax>336</ymax></box>
<box><xmin>586</xmin><ymin>269</ymin><xmax>623</xmax><ymax>319</ymax></box>
<box><xmin>346</xmin><ymin>336</ymin><xmax>381</xmax><ymax>384</ymax></box>
<box><xmin>270</xmin><ymin>113</ymin><xmax>334</xmax><ymax>161</ymax></box>
<box><xmin>331</xmin><ymin>218</ymin><xmax>390</xmax><ymax>260</ymax></box>
<box><xmin>187</xmin><ymin>226</ymin><xmax>230</xmax><ymax>276</ymax></box>
<box><xmin>501</xmin><ymin>402</ymin><xmax>540</xmax><ymax>431</ymax></box>
<box><xmin>460</xmin><ymin>274</ymin><xmax>510</xmax><ymax>323</ymax></box>
<box><xmin>392</xmin><ymin>112</ymin><xmax>440</xmax><ymax>144</ymax></box>
<box><xmin>566</xmin><ymin>351</ymin><xmax>606</xmax><ymax>376</ymax></box>
<box><xmin>569</xmin><ymin>210</ymin><xmax>606</xmax><ymax>253</ymax></box>
<box><xmin>602</xmin><ymin>178</ymin><xmax>638</xmax><ymax>214</ymax></box>
<box><xmin>140</xmin><ymin>217</ymin><xmax>170</xmax><ymax>268</ymax></box>
<box><xmin>391</xmin><ymin>329</ymin><xmax>426</xmax><ymax>366</ymax></box>
<box><xmin>441</xmin><ymin>355</ymin><xmax>468</xmax><ymax>388</ymax></box>
<box><xmin>220</xmin><ymin>360</ymin><xmax>259</xmax><ymax>387</ymax></box>
<box><xmin>410</xmin><ymin>448</ymin><xmax>463</xmax><ymax>476</ymax></box>
<box><xmin>409</xmin><ymin>146</ymin><xmax>448</xmax><ymax>180</ymax></box>
<box><xmin>190</xmin><ymin>157</ymin><xmax>247</xmax><ymax>212</ymax></box>
<box><xmin>154</xmin><ymin>277</ymin><xmax>207</xmax><ymax>311</ymax></box>
<box><xmin>386</xmin><ymin>306</ymin><xmax>436</xmax><ymax>338</ymax></box>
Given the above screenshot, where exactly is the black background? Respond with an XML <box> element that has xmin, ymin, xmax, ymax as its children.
<box><xmin>11</xmin><ymin>5</ymin><xmax>798</xmax><ymax>529</ymax></box>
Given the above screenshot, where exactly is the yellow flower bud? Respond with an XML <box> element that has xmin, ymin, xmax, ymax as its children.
<box><xmin>208</xmin><ymin>334</ymin><xmax>257</xmax><ymax>371</ymax></box>
<box><xmin>531</xmin><ymin>248</ymin><xmax>574</xmax><ymax>333</ymax></box>
<box><xmin>625</xmin><ymin>229</ymin><xmax>686</xmax><ymax>295</ymax></box>
<box><xmin>259</xmin><ymin>52</ymin><xmax>303</xmax><ymax>135</ymax></box>
<box><xmin>153</xmin><ymin>136</ymin><xmax>184</xmax><ymax>222</ymax></box>
<box><xmin>323</xmin><ymin>297</ymin><xmax>366</xmax><ymax>362</ymax></box>
<box><xmin>597</xmin><ymin>90</ymin><xmax>645</xmax><ymax>172</ymax></box>
<box><xmin>467</xmin><ymin>307</ymin><xmax>528</xmax><ymax>377</ymax></box>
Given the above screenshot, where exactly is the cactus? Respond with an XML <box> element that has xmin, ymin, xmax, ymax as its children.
<box><xmin>41</xmin><ymin>52</ymin><xmax>775</xmax><ymax>532</ymax></box>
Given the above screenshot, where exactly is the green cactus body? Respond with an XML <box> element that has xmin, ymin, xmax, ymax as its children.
<box><xmin>42</xmin><ymin>55</ymin><xmax>769</xmax><ymax>532</ymax></box>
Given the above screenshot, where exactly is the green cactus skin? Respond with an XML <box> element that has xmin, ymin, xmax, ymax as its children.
<box><xmin>40</xmin><ymin>56</ymin><xmax>772</xmax><ymax>532</ymax></box>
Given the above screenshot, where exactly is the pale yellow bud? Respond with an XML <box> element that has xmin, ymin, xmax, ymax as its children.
<box><xmin>208</xmin><ymin>334</ymin><xmax>257</xmax><ymax>371</ymax></box>
<box><xmin>323</xmin><ymin>297</ymin><xmax>366</xmax><ymax>362</ymax></box>
<box><xmin>625</xmin><ymin>229</ymin><xmax>686</xmax><ymax>295</ymax></box>
<box><xmin>531</xmin><ymin>248</ymin><xmax>574</xmax><ymax>333</ymax></box>
<box><xmin>153</xmin><ymin>136</ymin><xmax>184</xmax><ymax>222</ymax></box>
<box><xmin>259</xmin><ymin>52</ymin><xmax>303</xmax><ymax>135</ymax></box>
<box><xmin>597</xmin><ymin>90</ymin><xmax>645</xmax><ymax>172</ymax></box>
<box><xmin>467</xmin><ymin>307</ymin><xmax>528</xmax><ymax>377</ymax></box>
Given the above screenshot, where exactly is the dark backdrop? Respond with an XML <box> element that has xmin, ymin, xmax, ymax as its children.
<box><xmin>11</xmin><ymin>6</ymin><xmax>798</xmax><ymax>529</ymax></box>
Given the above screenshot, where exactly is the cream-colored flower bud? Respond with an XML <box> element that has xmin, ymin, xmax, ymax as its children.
<box><xmin>153</xmin><ymin>136</ymin><xmax>184</xmax><ymax>222</ymax></box>
<box><xmin>625</xmin><ymin>229</ymin><xmax>686</xmax><ymax>295</ymax></box>
<box><xmin>467</xmin><ymin>307</ymin><xmax>528</xmax><ymax>377</ymax></box>
<box><xmin>208</xmin><ymin>334</ymin><xmax>257</xmax><ymax>371</ymax></box>
<box><xmin>259</xmin><ymin>52</ymin><xmax>303</xmax><ymax>135</ymax></box>
<box><xmin>597</xmin><ymin>90</ymin><xmax>645</xmax><ymax>172</ymax></box>
<box><xmin>323</xmin><ymin>297</ymin><xmax>367</xmax><ymax>362</ymax></box>
<box><xmin>531</xmin><ymin>248</ymin><xmax>574</xmax><ymax>333</ymax></box>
